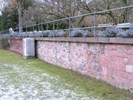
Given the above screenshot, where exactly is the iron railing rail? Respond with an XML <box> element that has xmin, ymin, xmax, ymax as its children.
<box><xmin>0</xmin><ymin>4</ymin><xmax>133</xmax><ymax>37</ymax></box>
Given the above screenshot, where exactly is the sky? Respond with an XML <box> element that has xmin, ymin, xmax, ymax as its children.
<box><xmin>0</xmin><ymin>0</ymin><xmax>4</xmax><ymax>10</ymax></box>
<box><xmin>0</xmin><ymin>0</ymin><xmax>2</xmax><ymax>16</ymax></box>
<box><xmin>81</xmin><ymin>0</ymin><xmax>93</xmax><ymax>4</ymax></box>
<box><xmin>0</xmin><ymin>0</ymin><xmax>8</xmax><ymax>15</ymax></box>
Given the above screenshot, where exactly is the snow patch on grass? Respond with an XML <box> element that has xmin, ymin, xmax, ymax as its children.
<box><xmin>0</xmin><ymin>63</ymin><xmax>98</xmax><ymax>100</ymax></box>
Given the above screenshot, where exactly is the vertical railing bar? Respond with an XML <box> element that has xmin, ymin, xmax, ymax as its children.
<box><xmin>130</xmin><ymin>22</ymin><xmax>133</xmax><ymax>29</ymax></box>
<box><xmin>38</xmin><ymin>16</ymin><xmax>40</xmax><ymax>31</ymax></box>
<box><xmin>47</xmin><ymin>23</ymin><xmax>48</xmax><ymax>30</ymax></box>
<box><xmin>53</xmin><ymin>21</ymin><xmax>55</xmax><ymax>37</ymax></box>
<box><xmin>69</xmin><ymin>15</ymin><xmax>71</xmax><ymax>37</ymax></box>
<box><xmin>57</xmin><ymin>22</ymin><xmax>59</xmax><ymax>29</ymax></box>
<box><xmin>26</xmin><ymin>22</ymin><xmax>27</xmax><ymax>34</ymax></box>
<box><xmin>41</xmin><ymin>16</ymin><xmax>43</xmax><ymax>31</ymax></box>
<box><xmin>93</xmin><ymin>8</ymin><xmax>97</xmax><ymax>37</ymax></box>
<box><xmin>32</xmin><ymin>21</ymin><xmax>34</xmax><ymax>34</ymax></box>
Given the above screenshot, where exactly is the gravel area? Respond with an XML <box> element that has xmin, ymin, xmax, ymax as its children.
<box><xmin>0</xmin><ymin>62</ymin><xmax>98</xmax><ymax>100</ymax></box>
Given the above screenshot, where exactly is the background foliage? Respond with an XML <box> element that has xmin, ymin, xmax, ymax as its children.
<box><xmin>0</xmin><ymin>0</ymin><xmax>133</xmax><ymax>32</ymax></box>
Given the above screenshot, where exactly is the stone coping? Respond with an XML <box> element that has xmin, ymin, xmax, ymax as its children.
<box><xmin>35</xmin><ymin>37</ymin><xmax>133</xmax><ymax>45</ymax></box>
<box><xmin>8</xmin><ymin>37</ymin><xmax>133</xmax><ymax>45</ymax></box>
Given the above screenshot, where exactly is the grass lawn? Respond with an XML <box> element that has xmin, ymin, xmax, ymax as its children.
<box><xmin>0</xmin><ymin>49</ymin><xmax>133</xmax><ymax>100</ymax></box>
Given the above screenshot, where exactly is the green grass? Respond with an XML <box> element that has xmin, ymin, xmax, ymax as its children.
<box><xmin>0</xmin><ymin>49</ymin><xmax>133</xmax><ymax>100</ymax></box>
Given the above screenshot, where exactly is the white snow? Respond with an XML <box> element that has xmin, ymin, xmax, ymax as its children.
<box><xmin>0</xmin><ymin>63</ymin><xmax>98</xmax><ymax>100</ymax></box>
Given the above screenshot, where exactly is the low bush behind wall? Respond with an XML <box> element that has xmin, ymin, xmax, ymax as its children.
<box><xmin>0</xmin><ymin>38</ymin><xmax>9</xmax><ymax>49</ymax></box>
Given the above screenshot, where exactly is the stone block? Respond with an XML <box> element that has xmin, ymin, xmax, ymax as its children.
<box><xmin>9</xmin><ymin>38</ymin><xmax>23</xmax><ymax>55</ymax></box>
<box><xmin>23</xmin><ymin>38</ymin><xmax>35</xmax><ymax>58</ymax></box>
<box><xmin>126</xmin><ymin>65</ymin><xmax>133</xmax><ymax>73</ymax></box>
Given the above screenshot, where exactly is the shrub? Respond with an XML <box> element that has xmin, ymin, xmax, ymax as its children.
<box><xmin>97</xmin><ymin>30</ymin><xmax>107</xmax><ymax>37</ymax></box>
<box><xmin>70</xmin><ymin>29</ymin><xmax>89</xmax><ymax>37</ymax></box>
<box><xmin>116</xmin><ymin>30</ymin><xmax>127</xmax><ymax>37</ymax></box>
<box><xmin>48</xmin><ymin>30</ymin><xmax>55</xmax><ymax>37</ymax></box>
<box><xmin>97</xmin><ymin>28</ymin><xmax>125</xmax><ymax>37</ymax></box>
<box><xmin>42</xmin><ymin>30</ymin><xmax>52</xmax><ymax>37</ymax></box>
<box><xmin>125</xmin><ymin>29</ymin><xmax>133</xmax><ymax>37</ymax></box>
<box><xmin>34</xmin><ymin>31</ymin><xmax>43</xmax><ymax>37</ymax></box>
<box><xmin>55</xmin><ymin>30</ymin><xmax>68</xmax><ymax>37</ymax></box>
<box><xmin>105</xmin><ymin>28</ymin><xmax>119</xmax><ymax>37</ymax></box>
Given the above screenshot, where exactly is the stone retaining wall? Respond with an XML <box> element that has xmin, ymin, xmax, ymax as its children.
<box><xmin>7</xmin><ymin>37</ymin><xmax>133</xmax><ymax>91</ymax></box>
<box><xmin>36</xmin><ymin>37</ymin><xmax>133</xmax><ymax>91</ymax></box>
<box><xmin>8</xmin><ymin>38</ymin><xmax>23</xmax><ymax>55</ymax></box>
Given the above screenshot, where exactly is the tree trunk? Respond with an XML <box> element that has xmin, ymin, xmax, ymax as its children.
<box><xmin>18</xmin><ymin>1</ymin><xmax>23</xmax><ymax>33</ymax></box>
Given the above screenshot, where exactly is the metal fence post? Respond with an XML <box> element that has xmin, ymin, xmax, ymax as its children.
<box><xmin>53</xmin><ymin>21</ymin><xmax>55</xmax><ymax>37</ymax></box>
<box><xmin>57</xmin><ymin>22</ymin><xmax>59</xmax><ymax>29</ymax></box>
<box><xmin>41</xmin><ymin>16</ymin><xmax>43</xmax><ymax>31</ymax></box>
<box><xmin>46</xmin><ymin>23</ymin><xmax>48</xmax><ymax>30</ymax></box>
<box><xmin>131</xmin><ymin>22</ymin><xmax>133</xmax><ymax>29</ymax></box>
<box><xmin>26</xmin><ymin>23</ymin><xmax>27</xmax><ymax>34</ymax></box>
<box><xmin>53</xmin><ymin>22</ymin><xmax>55</xmax><ymax>30</ymax></box>
<box><xmin>93</xmin><ymin>8</ymin><xmax>97</xmax><ymax>37</ymax></box>
<box><xmin>32</xmin><ymin>23</ymin><xmax>34</xmax><ymax>33</ymax></box>
<box><xmin>31</xmin><ymin>16</ymin><xmax>34</xmax><ymax>34</ymax></box>
<box><xmin>38</xmin><ymin>16</ymin><xmax>40</xmax><ymax>31</ymax></box>
<box><xmin>69</xmin><ymin>15</ymin><xmax>71</xmax><ymax>37</ymax></box>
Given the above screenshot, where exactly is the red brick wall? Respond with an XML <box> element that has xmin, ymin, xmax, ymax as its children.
<box><xmin>36</xmin><ymin>39</ymin><xmax>133</xmax><ymax>91</ymax></box>
<box><xmin>8</xmin><ymin>38</ymin><xmax>23</xmax><ymax>55</ymax></box>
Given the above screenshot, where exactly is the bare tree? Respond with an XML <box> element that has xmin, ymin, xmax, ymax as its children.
<box><xmin>16</xmin><ymin>0</ymin><xmax>34</xmax><ymax>33</ymax></box>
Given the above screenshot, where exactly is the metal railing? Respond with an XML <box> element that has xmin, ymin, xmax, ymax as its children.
<box><xmin>0</xmin><ymin>4</ymin><xmax>133</xmax><ymax>38</ymax></box>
